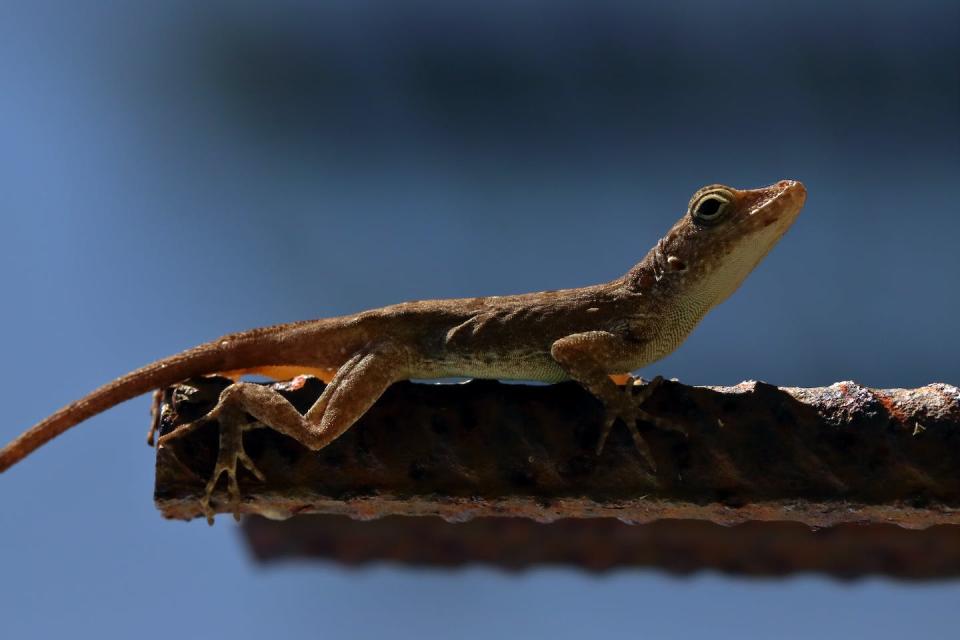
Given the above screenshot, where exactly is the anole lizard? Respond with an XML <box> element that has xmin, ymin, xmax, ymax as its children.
<box><xmin>0</xmin><ymin>180</ymin><xmax>806</xmax><ymax>522</ymax></box>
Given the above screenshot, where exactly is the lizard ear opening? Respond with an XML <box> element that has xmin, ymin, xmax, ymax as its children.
<box><xmin>667</xmin><ymin>255</ymin><xmax>687</xmax><ymax>271</ymax></box>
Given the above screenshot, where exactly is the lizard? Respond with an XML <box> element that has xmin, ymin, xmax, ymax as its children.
<box><xmin>0</xmin><ymin>179</ymin><xmax>806</xmax><ymax>523</ymax></box>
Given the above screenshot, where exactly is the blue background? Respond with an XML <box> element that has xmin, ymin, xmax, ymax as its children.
<box><xmin>1</xmin><ymin>1</ymin><xmax>958</xmax><ymax>638</ymax></box>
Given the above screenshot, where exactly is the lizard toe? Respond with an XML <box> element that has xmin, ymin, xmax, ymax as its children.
<box><xmin>595</xmin><ymin>414</ymin><xmax>618</xmax><ymax>455</ymax></box>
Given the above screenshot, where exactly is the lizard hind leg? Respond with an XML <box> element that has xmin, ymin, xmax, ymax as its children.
<box><xmin>158</xmin><ymin>343</ymin><xmax>407</xmax><ymax>523</ymax></box>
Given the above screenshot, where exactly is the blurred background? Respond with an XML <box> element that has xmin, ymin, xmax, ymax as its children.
<box><xmin>0</xmin><ymin>0</ymin><xmax>957</xmax><ymax>638</ymax></box>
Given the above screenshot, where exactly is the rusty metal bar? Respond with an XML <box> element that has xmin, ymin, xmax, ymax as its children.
<box><xmin>154</xmin><ymin>376</ymin><xmax>960</xmax><ymax>528</ymax></box>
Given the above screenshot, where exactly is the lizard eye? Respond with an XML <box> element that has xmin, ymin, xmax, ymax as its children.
<box><xmin>691</xmin><ymin>192</ymin><xmax>732</xmax><ymax>224</ymax></box>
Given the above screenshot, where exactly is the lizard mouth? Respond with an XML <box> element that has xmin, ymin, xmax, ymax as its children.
<box><xmin>750</xmin><ymin>180</ymin><xmax>806</xmax><ymax>226</ymax></box>
<box><xmin>774</xmin><ymin>179</ymin><xmax>806</xmax><ymax>205</ymax></box>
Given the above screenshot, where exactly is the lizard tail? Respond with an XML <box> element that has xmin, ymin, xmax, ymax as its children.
<box><xmin>0</xmin><ymin>321</ymin><xmax>333</xmax><ymax>473</ymax></box>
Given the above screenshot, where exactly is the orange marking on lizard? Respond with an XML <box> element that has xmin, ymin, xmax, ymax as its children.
<box><xmin>218</xmin><ymin>366</ymin><xmax>337</xmax><ymax>384</ymax></box>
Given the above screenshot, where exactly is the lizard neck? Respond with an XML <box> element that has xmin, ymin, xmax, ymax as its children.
<box><xmin>620</xmin><ymin>249</ymin><xmax>714</xmax><ymax>366</ymax></box>
<box><xmin>625</xmin><ymin>243</ymin><xmax>713</xmax><ymax>313</ymax></box>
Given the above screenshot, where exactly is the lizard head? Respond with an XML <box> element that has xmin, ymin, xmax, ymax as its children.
<box><xmin>635</xmin><ymin>180</ymin><xmax>806</xmax><ymax>307</ymax></box>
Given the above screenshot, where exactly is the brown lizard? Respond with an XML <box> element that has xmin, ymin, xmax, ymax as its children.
<box><xmin>0</xmin><ymin>180</ymin><xmax>806</xmax><ymax>522</ymax></box>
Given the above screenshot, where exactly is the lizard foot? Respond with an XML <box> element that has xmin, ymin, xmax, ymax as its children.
<box><xmin>595</xmin><ymin>375</ymin><xmax>665</xmax><ymax>469</ymax></box>
<box><xmin>157</xmin><ymin>385</ymin><xmax>266</xmax><ymax>525</ymax></box>
<box><xmin>201</xmin><ymin>416</ymin><xmax>265</xmax><ymax>525</ymax></box>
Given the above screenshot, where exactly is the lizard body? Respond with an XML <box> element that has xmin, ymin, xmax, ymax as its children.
<box><xmin>0</xmin><ymin>180</ymin><xmax>806</xmax><ymax>522</ymax></box>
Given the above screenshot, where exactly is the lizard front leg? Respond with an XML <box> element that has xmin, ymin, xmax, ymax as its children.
<box><xmin>158</xmin><ymin>342</ymin><xmax>408</xmax><ymax>523</ymax></box>
<box><xmin>551</xmin><ymin>331</ymin><xmax>665</xmax><ymax>469</ymax></box>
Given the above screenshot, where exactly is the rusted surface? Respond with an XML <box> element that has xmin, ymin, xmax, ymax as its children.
<box><xmin>154</xmin><ymin>376</ymin><xmax>960</xmax><ymax>528</ymax></box>
<box><xmin>242</xmin><ymin>515</ymin><xmax>960</xmax><ymax>580</ymax></box>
